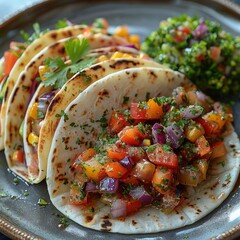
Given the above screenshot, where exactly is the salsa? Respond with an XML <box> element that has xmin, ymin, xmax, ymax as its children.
<box><xmin>69</xmin><ymin>86</ymin><xmax>233</xmax><ymax>218</ymax></box>
<box><xmin>141</xmin><ymin>14</ymin><xmax>240</xmax><ymax>99</ymax></box>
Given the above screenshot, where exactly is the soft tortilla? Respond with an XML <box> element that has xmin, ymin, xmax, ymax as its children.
<box><xmin>36</xmin><ymin>58</ymin><xmax>167</xmax><ymax>183</ymax></box>
<box><xmin>24</xmin><ymin>57</ymin><xmax>166</xmax><ymax>183</ymax></box>
<box><xmin>46</xmin><ymin>68</ymin><xmax>240</xmax><ymax>233</ymax></box>
<box><xmin>4</xmin><ymin>33</ymin><xmax>129</xmax><ymax>182</ymax></box>
<box><xmin>0</xmin><ymin>25</ymin><xmax>88</xmax><ymax>150</ymax></box>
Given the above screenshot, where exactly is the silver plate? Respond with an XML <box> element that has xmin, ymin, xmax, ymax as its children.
<box><xmin>0</xmin><ymin>1</ymin><xmax>240</xmax><ymax>239</ymax></box>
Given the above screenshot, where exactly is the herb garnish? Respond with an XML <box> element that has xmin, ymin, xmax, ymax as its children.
<box><xmin>42</xmin><ymin>38</ymin><xmax>96</xmax><ymax>89</ymax></box>
<box><xmin>37</xmin><ymin>198</ymin><xmax>49</xmax><ymax>207</ymax></box>
<box><xmin>21</xmin><ymin>23</ymin><xmax>49</xmax><ymax>45</ymax></box>
<box><xmin>54</xmin><ymin>19</ymin><xmax>70</xmax><ymax>29</ymax></box>
<box><xmin>55</xmin><ymin>110</ymin><xmax>69</xmax><ymax>121</ymax></box>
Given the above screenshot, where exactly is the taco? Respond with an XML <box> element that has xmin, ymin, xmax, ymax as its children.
<box><xmin>0</xmin><ymin>24</ymin><xmax>90</xmax><ymax>150</ymax></box>
<box><xmin>46</xmin><ymin>67</ymin><xmax>240</xmax><ymax>233</ymax></box>
<box><xmin>22</xmin><ymin>58</ymin><xmax>167</xmax><ymax>183</ymax></box>
<box><xmin>4</xmin><ymin>31</ymin><xmax>137</xmax><ymax>182</ymax></box>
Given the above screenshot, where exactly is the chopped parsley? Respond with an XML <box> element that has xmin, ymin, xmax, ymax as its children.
<box><xmin>13</xmin><ymin>177</ymin><xmax>19</xmax><ymax>185</ymax></box>
<box><xmin>55</xmin><ymin>110</ymin><xmax>69</xmax><ymax>121</ymax></box>
<box><xmin>225</xmin><ymin>173</ymin><xmax>231</xmax><ymax>182</ymax></box>
<box><xmin>146</xmin><ymin>145</ymin><xmax>157</xmax><ymax>153</ymax></box>
<box><xmin>37</xmin><ymin>198</ymin><xmax>49</xmax><ymax>207</ymax></box>
<box><xmin>54</xmin><ymin>18</ymin><xmax>70</xmax><ymax>29</ymax></box>
<box><xmin>20</xmin><ymin>23</ymin><xmax>49</xmax><ymax>45</ymax></box>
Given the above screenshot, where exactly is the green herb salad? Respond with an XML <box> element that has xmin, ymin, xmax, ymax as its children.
<box><xmin>142</xmin><ymin>14</ymin><xmax>240</xmax><ymax>99</ymax></box>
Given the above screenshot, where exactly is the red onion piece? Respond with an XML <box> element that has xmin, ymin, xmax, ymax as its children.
<box><xmin>152</xmin><ymin>123</ymin><xmax>166</xmax><ymax>144</ymax></box>
<box><xmin>129</xmin><ymin>186</ymin><xmax>153</xmax><ymax>205</ymax></box>
<box><xmin>193</xmin><ymin>21</ymin><xmax>208</xmax><ymax>39</ymax></box>
<box><xmin>123</xmin><ymin>44</ymin><xmax>139</xmax><ymax>50</ymax></box>
<box><xmin>119</xmin><ymin>156</ymin><xmax>133</xmax><ymax>170</ymax></box>
<box><xmin>110</xmin><ymin>199</ymin><xmax>127</xmax><ymax>218</ymax></box>
<box><xmin>85</xmin><ymin>181</ymin><xmax>98</xmax><ymax>192</ymax></box>
<box><xmin>25</xmin><ymin>78</ymin><xmax>40</xmax><ymax>113</ymax></box>
<box><xmin>37</xmin><ymin>100</ymin><xmax>47</xmax><ymax>116</ymax></box>
<box><xmin>182</xmin><ymin>105</ymin><xmax>204</xmax><ymax>119</ymax></box>
<box><xmin>37</xmin><ymin>91</ymin><xmax>56</xmax><ymax>116</ymax></box>
<box><xmin>39</xmin><ymin>91</ymin><xmax>56</xmax><ymax>103</ymax></box>
<box><xmin>100</xmin><ymin>177</ymin><xmax>119</xmax><ymax>193</ymax></box>
<box><xmin>196</xmin><ymin>91</ymin><xmax>207</xmax><ymax>101</ymax></box>
<box><xmin>165</xmin><ymin>125</ymin><xmax>184</xmax><ymax>149</ymax></box>
<box><xmin>213</xmin><ymin>102</ymin><xmax>223</xmax><ymax>113</ymax></box>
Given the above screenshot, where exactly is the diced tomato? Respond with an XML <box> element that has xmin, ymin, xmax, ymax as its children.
<box><xmin>133</xmin><ymin>159</ymin><xmax>156</xmax><ymax>183</ymax></box>
<box><xmin>82</xmin><ymin>158</ymin><xmax>103</xmax><ymax>182</ymax></box>
<box><xmin>130</xmin><ymin>103</ymin><xmax>147</xmax><ymax>119</ymax></box>
<box><xmin>186</xmin><ymin>91</ymin><xmax>213</xmax><ymax>112</ymax></box>
<box><xmin>118</xmin><ymin>126</ymin><xmax>145</xmax><ymax>146</ymax></box>
<box><xmin>209</xmin><ymin>46</ymin><xmax>221</xmax><ymax>62</ymax></box>
<box><xmin>106</xmin><ymin>145</ymin><xmax>127</xmax><ymax>161</ymax></box>
<box><xmin>174</xmin><ymin>26</ymin><xmax>191</xmax><ymax>42</ymax></box>
<box><xmin>210</xmin><ymin>141</ymin><xmax>227</xmax><ymax>159</ymax></box>
<box><xmin>126</xmin><ymin>199</ymin><xmax>142</xmax><ymax>215</ymax></box>
<box><xmin>195</xmin><ymin>135</ymin><xmax>211</xmax><ymax>156</ymax></box>
<box><xmin>77</xmin><ymin>148</ymin><xmax>96</xmax><ymax>162</ymax></box>
<box><xmin>213</xmin><ymin>102</ymin><xmax>233</xmax><ymax>121</ymax></box>
<box><xmin>195</xmin><ymin>117</ymin><xmax>219</xmax><ymax>135</ymax></box>
<box><xmin>69</xmin><ymin>185</ymin><xmax>88</xmax><ymax>205</ymax></box>
<box><xmin>178</xmin><ymin>142</ymin><xmax>197</xmax><ymax>162</ymax></box>
<box><xmin>203</xmin><ymin>111</ymin><xmax>226</xmax><ymax>133</ymax></box>
<box><xmin>147</xmin><ymin>144</ymin><xmax>178</xmax><ymax>169</ymax></box>
<box><xmin>185</xmin><ymin>122</ymin><xmax>205</xmax><ymax>142</ymax></box>
<box><xmin>193</xmin><ymin>159</ymin><xmax>209</xmax><ymax>180</ymax></box>
<box><xmin>71</xmin><ymin>161</ymin><xmax>84</xmax><ymax>173</ymax></box>
<box><xmin>105</xmin><ymin>162</ymin><xmax>128</xmax><ymax>179</ymax></box>
<box><xmin>3</xmin><ymin>51</ymin><xmax>19</xmax><ymax>76</ymax></box>
<box><xmin>12</xmin><ymin>150</ymin><xmax>25</xmax><ymax>163</ymax></box>
<box><xmin>152</xmin><ymin>167</ymin><xmax>175</xmax><ymax>195</ymax></box>
<box><xmin>146</xmin><ymin>99</ymin><xmax>163</xmax><ymax>119</ymax></box>
<box><xmin>127</xmin><ymin>146</ymin><xmax>145</xmax><ymax>162</ymax></box>
<box><xmin>98</xmin><ymin>169</ymin><xmax>108</xmax><ymax>181</ymax></box>
<box><xmin>178</xmin><ymin>166</ymin><xmax>203</xmax><ymax>187</ymax></box>
<box><xmin>172</xmin><ymin>87</ymin><xmax>187</xmax><ymax>106</ymax></box>
<box><xmin>120</xmin><ymin>173</ymin><xmax>140</xmax><ymax>186</ymax></box>
<box><xmin>108</xmin><ymin>111</ymin><xmax>130</xmax><ymax>134</ymax></box>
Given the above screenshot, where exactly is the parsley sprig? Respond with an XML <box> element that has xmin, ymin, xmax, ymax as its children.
<box><xmin>20</xmin><ymin>23</ymin><xmax>49</xmax><ymax>45</ymax></box>
<box><xmin>42</xmin><ymin>38</ymin><xmax>96</xmax><ymax>89</ymax></box>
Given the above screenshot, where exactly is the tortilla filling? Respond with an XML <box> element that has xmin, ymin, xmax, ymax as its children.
<box><xmin>69</xmin><ymin>86</ymin><xmax>232</xmax><ymax>218</ymax></box>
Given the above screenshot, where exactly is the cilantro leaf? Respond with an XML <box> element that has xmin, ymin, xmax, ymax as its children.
<box><xmin>43</xmin><ymin>68</ymin><xmax>68</xmax><ymax>89</ymax></box>
<box><xmin>42</xmin><ymin>38</ymin><xmax>96</xmax><ymax>89</ymax></box>
<box><xmin>65</xmin><ymin>38</ymin><xmax>90</xmax><ymax>64</ymax></box>
<box><xmin>92</xmin><ymin>18</ymin><xmax>105</xmax><ymax>29</ymax></box>
<box><xmin>69</xmin><ymin>58</ymin><xmax>96</xmax><ymax>74</ymax></box>
<box><xmin>20</xmin><ymin>23</ymin><xmax>49</xmax><ymax>44</ymax></box>
<box><xmin>54</xmin><ymin>19</ymin><xmax>70</xmax><ymax>29</ymax></box>
<box><xmin>44</xmin><ymin>57</ymin><xmax>66</xmax><ymax>70</ymax></box>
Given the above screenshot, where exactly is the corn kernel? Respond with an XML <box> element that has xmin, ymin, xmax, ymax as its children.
<box><xmin>122</xmin><ymin>53</ymin><xmax>133</xmax><ymax>59</ymax></box>
<box><xmin>114</xmin><ymin>26</ymin><xmax>129</xmax><ymax>38</ymax></box>
<box><xmin>29</xmin><ymin>103</ymin><xmax>38</xmax><ymax>120</ymax></box>
<box><xmin>39</xmin><ymin>65</ymin><xmax>50</xmax><ymax>81</ymax></box>
<box><xmin>98</xmin><ymin>55</ymin><xmax>108</xmax><ymax>62</ymax></box>
<box><xmin>128</xmin><ymin>34</ymin><xmax>140</xmax><ymax>48</ymax></box>
<box><xmin>110</xmin><ymin>51</ymin><xmax>124</xmax><ymax>59</ymax></box>
<box><xmin>28</xmin><ymin>132</ymin><xmax>39</xmax><ymax>146</ymax></box>
<box><xmin>143</xmin><ymin>139</ymin><xmax>151</xmax><ymax>146</ymax></box>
